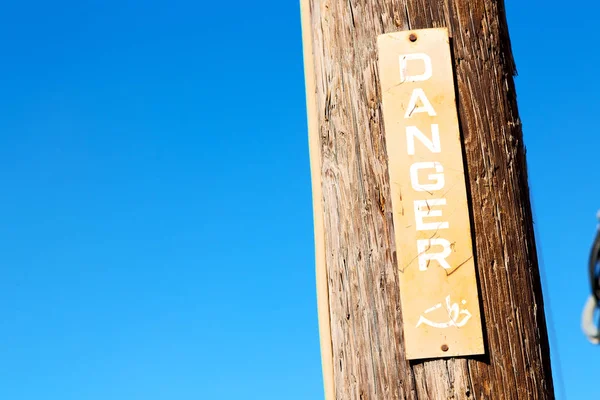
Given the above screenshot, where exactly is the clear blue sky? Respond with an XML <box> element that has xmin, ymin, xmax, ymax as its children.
<box><xmin>0</xmin><ymin>1</ymin><xmax>596</xmax><ymax>399</ymax></box>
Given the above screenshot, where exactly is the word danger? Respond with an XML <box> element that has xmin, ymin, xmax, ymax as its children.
<box><xmin>400</xmin><ymin>53</ymin><xmax>453</xmax><ymax>272</ymax></box>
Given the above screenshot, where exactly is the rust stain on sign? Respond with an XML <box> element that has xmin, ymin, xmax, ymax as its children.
<box><xmin>377</xmin><ymin>28</ymin><xmax>485</xmax><ymax>360</ymax></box>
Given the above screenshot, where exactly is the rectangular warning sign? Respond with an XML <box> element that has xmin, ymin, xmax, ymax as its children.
<box><xmin>377</xmin><ymin>28</ymin><xmax>485</xmax><ymax>360</ymax></box>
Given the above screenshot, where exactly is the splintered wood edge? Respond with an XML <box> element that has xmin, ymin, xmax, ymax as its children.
<box><xmin>300</xmin><ymin>1</ymin><xmax>336</xmax><ymax>399</ymax></box>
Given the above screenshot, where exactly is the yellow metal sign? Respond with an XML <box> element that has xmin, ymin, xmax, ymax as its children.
<box><xmin>377</xmin><ymin>28</ymin><xmax>485</xmax><ymax>360</ymax></box>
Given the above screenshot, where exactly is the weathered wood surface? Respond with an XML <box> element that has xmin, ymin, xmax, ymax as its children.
<box><xmin>301</xmin><ymin>0</ymin><xmax>555</xmax><ymax>399</ymax></box>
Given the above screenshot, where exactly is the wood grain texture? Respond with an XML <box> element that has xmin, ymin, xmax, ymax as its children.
<box><xmin>300</xmin><ymin>1</ymin><xmax>336</xmax><ymax>398</ymax></box>
<box><xmin>301</xmin><ymin>0</ymin><xmax>555</xmax><ymax>399</ymax></box>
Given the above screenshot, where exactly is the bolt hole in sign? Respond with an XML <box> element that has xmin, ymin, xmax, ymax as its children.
<box><xmin>377</xmin><ymin>28</ymin><xmax>484</xmax><ymax>360</ymax></box>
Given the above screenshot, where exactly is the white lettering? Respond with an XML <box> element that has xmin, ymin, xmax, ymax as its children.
<box><xmin>406</xmin><ymin>124</ymin><xmax>441</xmax><ymax>155</ymax></box>
<box><xmin>417</xmin><ymin>238</ymin><xmax>452</xmax><ymax>271</ymax></box>
<box><xmin>409</xmin><ymin>162</ymin><xmax>445</xmax><ymax>192</ymax></box>
<box><xmin>404</xmin><ymin>88</ymin><xmax>437</xmax><ymax>118</ymax></box>
<box><xmin>414</xmin><ymin>199</ymin><xmax>449</xmax><ymax>231</ymax></box>
<box><xmin>399</xmin><ymin>53</ymin><xmax>433</xmax><ymax>83</ymax></box>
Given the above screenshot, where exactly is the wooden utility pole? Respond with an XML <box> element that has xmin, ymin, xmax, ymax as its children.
<box><xmin>301</xmin><ymin>1</ymin><xmax>555</xmax><ymax>399</ymax></box>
